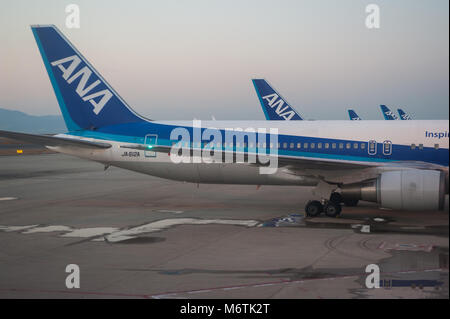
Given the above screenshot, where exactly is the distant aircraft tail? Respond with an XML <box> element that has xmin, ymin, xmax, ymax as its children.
<box><xmin>398</xmin><ymin>108</ymin><xmax>412</xmax><ymax>120</ymax></box>
<box><xmin>348</xmin><ymin>109</ymin><xmax>362</xmax><ymax>120</ymax></box>
<box><xmin>252</xmin><ymin>79</ymin><xmax>303</xmax><ymax>121</ymax></box>
<box><xmin>31</xmin><ymin>25</ymin><xmax>146</xmax><ymax>131</ymax></box>
<box><xmin>380</xmin><ymin>105</ymin><xmax>398</xmax><ymax>120</ymax></box>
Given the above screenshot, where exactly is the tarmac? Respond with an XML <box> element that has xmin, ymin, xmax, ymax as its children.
<box><xmin>0</xmin><ymin>153</ymin><xmax>448</xmax><ymax>298</ymax></box>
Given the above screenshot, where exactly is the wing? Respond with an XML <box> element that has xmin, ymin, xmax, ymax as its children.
<box><xmin>0</xmin><ymin>130</ymin><xmax>111</xmax><ymax>149</ymax></box>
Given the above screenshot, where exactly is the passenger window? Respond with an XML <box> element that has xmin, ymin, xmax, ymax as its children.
<box><xmin>346</xmin><ymin>143</ymin><xmax>351</xmax><ymax>149</ymax></box>
<box><xmin>311</xmin><ymin>143</ymin><xmax>315</xmax><ymax>149</ymax></box>
<box><xmin>411</xmin><ymin>143</ymin><xmax>416</xmax><ymax>150</ymax></box>
<box><xmin>283</xmin><ymin>142</ymin><xmax>287</xmax><ymax>148</ymax></box>
<box><xmin>353</xmin><ymin>143</ymin><xmax>358</xmax><ymax>149</ymax></box>
<box><xmin>435</xmin><ymin>144</ymin><xmax>439</xmax><ymax>150</ymax></box>
<box><xmin>304</xmin><ymin>143</ymin><xmax>309</xmax><ymax>149</ymax></box>
<box><xmin>332</xmin><ymin>143</ymin><xmax>336</xmax><ymax>149</ymax></box>
<box><xmin>325</xmin><ymin>143</ymin><xmax>329</xmax><ymax>149</ymax></box>
<box><xmin>360</xmin><ymin>143</ymin><xmax>365</xmax><ymax>150</ymax></box>
<box><xmin>318</xmin><ymin>143</ymin><xmax>322</xmax><ymax>149</ymax></box>
<box><xmin>290</xmin><ymin>143</ymin><xmax>294</xmax><ymax>149</ymax></box>
<box><xmin>339</xmin><ymin>143</ymin><xmax>344</xmax><ymax>149</ymax></box>
<box><xmin>419</xmin><ymin>144</ymin><xmax>423</xmax><ymax>150</ymax></box>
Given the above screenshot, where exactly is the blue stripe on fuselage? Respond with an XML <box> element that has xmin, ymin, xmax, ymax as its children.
<box><xmin>67</xmin><ymin>121</ymin><xmax>449</xmax><ymax>167</ymax></box>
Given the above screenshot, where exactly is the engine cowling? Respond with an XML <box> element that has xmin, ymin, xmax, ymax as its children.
<box><xmin>341</xmin><ymin>169</ymin><xmax>446</xmax><ymax>211</ymax></box>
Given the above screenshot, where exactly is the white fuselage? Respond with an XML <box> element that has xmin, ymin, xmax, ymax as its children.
<box><xmin>50</xmin><ymin>120</ymin><xmax>449</xmax><ymax>186</ymax></box>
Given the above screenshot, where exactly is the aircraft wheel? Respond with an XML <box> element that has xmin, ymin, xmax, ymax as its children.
<box><xmin>305</xmin><ymin>200</ymin><xmax>323</xmax><ymax>217</ymax></box>
<box><xmin>324</xmin><ymin>201</ymin><xmax>342</xmax><ymax>217</ymax></box>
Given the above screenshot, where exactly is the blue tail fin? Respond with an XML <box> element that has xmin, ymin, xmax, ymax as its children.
<box><xmin>252</xmin><ymin>79</ymin><xmax>303</xmax><ymax>121</ymax></box>
<box><xmin>398</xmin><ymin>108</ymin><xmax>412</xmax><ymax>120</ymax></box>
<box><xmin>31</xmin><ymin>25</ymin><xmax>146</xmax><ymax>131</ymax></box>
<box><xmin>380</xmin><ymin>105</ymin><xmax>398</xmax><ymax>120</ymax></box>
<box><xmin>348</xmin><ymin>109</ymin><xmax>362</xmax><ymax>120</ymax></box>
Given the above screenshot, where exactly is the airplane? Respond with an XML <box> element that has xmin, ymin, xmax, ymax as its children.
<box><xmin>252</xmin><ymin>79</ymin><xmax>304</xmax><ymax>121</ymax></box>
<box><xmin>0</xmin><ymin>25</ymin><xmax>448</xmax><ymax>218</ymax></box>
<box><xmin>398</xmin><ymin>108</ymin><xmax>413</xmax><ymax>120</ymax></box>
<box><xmin>348</xmin><ymin>109</ymin><xmax>362</xmax><ymax>121</ymax></box>
<box><xmin>380</xmin><ymin>105</ymin><xmax>399</xmax><ymax>120</ymax></box>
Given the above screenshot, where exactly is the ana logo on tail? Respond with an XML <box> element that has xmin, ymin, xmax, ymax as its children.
<box><xmin>262</xmin><ymin>93</ymin><xmax>296</xmax><ymax>120</ymax></box>
<box><xmin>51</xmin><ymin>55</ymin><xmax>112</xmax><ymax>114</ymax></box>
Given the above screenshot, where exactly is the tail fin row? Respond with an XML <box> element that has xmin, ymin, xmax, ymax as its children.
<box><xmin>31</xmin><ymin>25</ymin><xmax>146</xmax><ymax>131</ymax></box>
<box><xmin>33</xmin><ymin>25</ymin><xmax>414</xmax><ymax>129</ymax></box>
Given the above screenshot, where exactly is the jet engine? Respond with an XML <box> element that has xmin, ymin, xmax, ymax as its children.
<box><xmin>341</xmin><ymin>169</ymin><xmax>447</xmax><ymax>210</ymax></box>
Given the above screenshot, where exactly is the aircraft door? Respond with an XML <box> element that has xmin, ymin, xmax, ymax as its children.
<box><xmin>144</xmin><ymin>134</ymin><xmax>158</xmax><ymax>157</ymax></box>
<box><xmin>382</xmin><ymin>140</ymin><xmax>392</xmax><ymax>156</ymax></box>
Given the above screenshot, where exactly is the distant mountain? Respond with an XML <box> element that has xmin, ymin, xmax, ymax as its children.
<box><xmin>0</xmin><ymin>108</ymin><xmax>66</xmax><ymax>134</ymax></box>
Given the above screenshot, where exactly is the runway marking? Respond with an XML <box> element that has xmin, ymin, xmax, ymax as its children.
<box><xmin>156</xmin><ymin>210</ymin><xmax>184</xmax><ymax>214</ymax></box>
<box><xmin>0</xmin><ymin>225</ymin><xmax>38</xmax><ymax>232</ymax></box>
<box><xmin>0</xmin><ymin>197</ymin><xmax>18</xmax><ymax>201</ymax></box>
<box><xmin>149</xmin><ymin>267</ymin><xmax>447</xmax><ymax>299</ymax></box>
<box><xmin>23</xmin><ymin>225</ymin><xmax>72</xmax><ymax>234</ymax></box>
<box><xmin>99</xmin><ymin>218</ymin><xmax>260</xmax><ymax>243</ymax></box>
<box><xmin>378</xmin><ymin>242</ymin><xmax>434</xmax><ymax>252</ymax></box>
<box><xmin>61</xmin><ymin>227</ymin><xmax>119</xmax><ymax>238</ymax></box>
<box><xmin>0</xmin><ymin>218</ymin><xmax>260</xmax><ymax>243</ymax></box>
<box><xmin>0</xmin><ymin>268</ymin><xmax>445</xmax><ymax>299</ymax></box>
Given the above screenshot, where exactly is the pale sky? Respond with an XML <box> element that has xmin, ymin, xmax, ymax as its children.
<box><xmin>0</xmin><ymin>0</ymin><xmax>448</xmax><ymax>120</ymax></box>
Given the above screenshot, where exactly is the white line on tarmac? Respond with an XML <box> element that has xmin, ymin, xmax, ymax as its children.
<box><xmin>0</xmin><ymin>197</ymin><xmax>18</xmax><ymax>201</ymax></box>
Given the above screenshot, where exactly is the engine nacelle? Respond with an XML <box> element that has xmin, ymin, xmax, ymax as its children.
<box><xmin>341</xmin><ymin>169</ymin><xmax>446</xmax><ymax>211</ymax></box>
